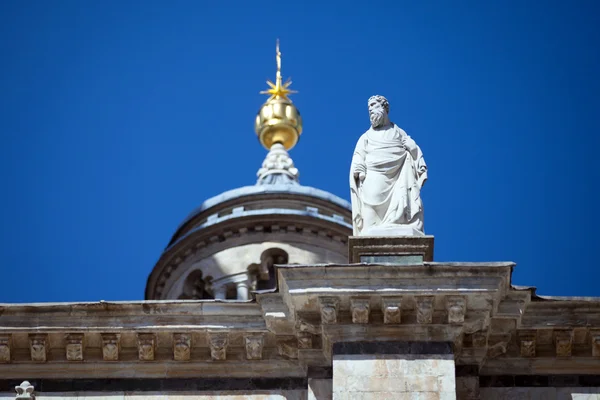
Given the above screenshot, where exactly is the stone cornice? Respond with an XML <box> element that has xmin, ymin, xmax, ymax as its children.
<box><xmin>3</xmin><ymin>260</ymin><xmax>600</xmax><ymax>378</ymax></box>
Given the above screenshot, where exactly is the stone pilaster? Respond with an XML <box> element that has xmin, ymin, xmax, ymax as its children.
<box><xmin>332</xmin><ymin>342</ymin><xmax>456</xmax><ymax>400</ymax></box>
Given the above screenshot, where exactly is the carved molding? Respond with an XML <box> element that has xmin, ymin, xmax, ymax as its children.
<box><xmin>381</xmin><ymin>297</ymin><xmax>402</xmax><ymax>324</ymax></box>
<box><xmin>416</xmin><ymin>296</ymin><xmax>434</xmax><ymax>324</ymax></box>
<box><xmin>518</xmin><ymin>330</ymin><xmax>537</xmax><ymax>358</ymax></box>
<box><xmin>173</xmin><ymin>333</ymin><xmax>191</xmax><ymax>361</ymax></box>
<box><xmin>446</xmin><ymin>296</ymin><xmax>467</xmax><ymax>324</ymax></box>
<box><xmin>29</xmin><ymin>334</ymin><xmax>47</xmax><ymax>363</ymax></box>
<box><xmin>101</xmin><ymin>334</ymin><xmax>120</xmax><ymax>361</ymax></box>
<box><xmin>65</xmin><ymin>333</ymin><xmax>84</xmax><ymax>361</ymax></box>
<box><xmin>555</xmin><ymin>329</ymin><xmax>573</xmax><ymax>357</ymax></box>
<box><xmin>15</xmin><ymin>381</ymin><xmax>34</xmax><ymax>399</ymax></box>
<box><xmin>208</xmin><ymin>331</ymin><xmax>229</xmax><ymax>361</ymax></box>
<box><xmin>137</xmin><ymin>333</ymin><xmax>156</xmax><ymax>361</ymax></box>
<box><xmin>351</xmin><ymin>298</ymin><xmax>370</xmax><ymax>324</ymax></box>
<box><xmin>244</xmin><ymin>334</ymin><xmax>264</xmax><ymax>360</ymax></box>
<box><xmin>0</xmin><ymin>335</ymin><xmax>11</xmax><ymax>363</ymax></box>
<box><xmin>319</xmin><ymin>297</ymin><xmax>339</xmax><ymax>325</ymax></box>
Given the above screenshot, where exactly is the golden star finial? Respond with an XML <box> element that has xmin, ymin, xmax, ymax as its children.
<box><xmin>260</xmin><ymin>39</ymin><xmax>297</xmax><ymax>101</ymax></box>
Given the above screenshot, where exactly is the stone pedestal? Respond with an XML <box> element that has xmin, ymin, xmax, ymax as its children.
<box><xmin>348</xmin><ymin>235</ymin><xmax>434</xmax><ymax>263</ymax></box>
<box><xmin>332</xmin><ymin>342</ymin><xmax>456</xmax><ymax>400</ymax></box>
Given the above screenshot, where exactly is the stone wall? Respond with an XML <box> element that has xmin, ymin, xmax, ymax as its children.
<box><xmin>480</xmin><ymin>387</ymin><xmax>600</xmax><ymax>399</ymax></box>
<box><xmin>333</xmin><ymin>354</ymin><xmax>456</xmax><ymax>399</ymax></box>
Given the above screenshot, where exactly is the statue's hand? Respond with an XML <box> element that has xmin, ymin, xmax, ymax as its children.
<box><xmin>353</xmin><ymin>170</ymin><xmax>366</xmax><ymax>183</ymax></box>
<box><xmin>400</xmin><ymin>135</ymin><xmax>408</xmax><ymax>149</ymax></box>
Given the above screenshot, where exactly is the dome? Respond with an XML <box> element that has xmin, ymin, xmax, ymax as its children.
<box><xmin>145</xmin><ymin>183</ymin><xmax>352</xmax><ymax>300</ymax></box>
<box><xmin>145</xmin><ymin>42</ymin><xmax>351</xmax><ymax>301</ymax></box>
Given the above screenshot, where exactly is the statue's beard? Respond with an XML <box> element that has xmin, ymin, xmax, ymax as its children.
<box><xmin>370</xmin><ymin>111</ymin><xmax>385</xmax><ymax>128</ymax></box>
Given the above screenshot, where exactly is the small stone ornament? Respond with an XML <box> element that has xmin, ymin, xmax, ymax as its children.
<box><xmin>15</xmin><ymin>381</ymin><xmax>35</xmax><ymax>399</ymax></box>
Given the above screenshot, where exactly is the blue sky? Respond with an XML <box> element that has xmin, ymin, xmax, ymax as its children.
<box><xmin>1</xmin><ymin>1</ymin><xmax>598</xmax><ymax>302</ymax></box>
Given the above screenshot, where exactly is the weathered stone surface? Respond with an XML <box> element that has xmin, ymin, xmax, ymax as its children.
<box><xmin>350</xmin><ymin>298</ymin><xmax>370</xmax><ymax>324</ymax></box>
<box><xmin>29</xmin><ymin>334</ymin><xmax>47</xmax><ymax>362</ymax></box>
<box><xmin>0</xmin><ymin>335</ymin><xmax>10</xmax><ymax>363</ymax></box>
<box><xmin>381</xmin><ymin>297</ymin><xmax>402</xmax><ymax>324</ymax></box>
<box><xmin>245</xmin><ymin>334</ymin><xmax>264</xmax><ymax>360</ymax></box>
<box><xmin>173</xmin><ymin>333</ymin><xmax>191</xmax><ymax>361</ymax></box>
<box><xmin>65</xmin><ymin>333</ymin><xmax>84</xmax><ymax>361</ymax></box>
<box><xmin>102</xmin><ymin>333</ymin><xmax>120</xmax><ymax>361</ymax></box>
<box><xmin>416</xmin><ymin>296</ymin><xmax>434</xmax><ymax>324</ymax></box>
<box><xmin>333</xmin><ymin>353</ymin><xmax>456</xmax><ymax>399</ymax></box>
<box><xmin>555</xmin><ymin>329</ymin><xmax>573</xmax><ymax>357</ymax></box>
<box><xmin>446</xmin><ymin>296</ymin><xmax>466</xmax><ymax>324</ymax></box>
<box><xmin>519</xmin><ymin>331</ymin><xmax>537</xmax><ymax>358</ymax></box>
<box><xmin>319</xmin><ymin>297</ymin><xmax>339</xmax><ymax>325</ymax></box>
<box><xmin>348</xmin><ymin>235</ymin><xmax>434</xmax><ymax>263</ymax></box>
<box><xmin>137</xmin><ymin>333</ymin><xmax>156</xmax><ymax>361</ymax></box>
<box><xmin>208</xmin><ymin>332</ymin><xmax>229</xmax><ymax>361</ymax></box>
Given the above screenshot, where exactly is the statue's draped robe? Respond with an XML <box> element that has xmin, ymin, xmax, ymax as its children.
<box><xmin>350</xmin><ymin>124</ymin><xmax>427</xmax><ymax>235</ymax></box>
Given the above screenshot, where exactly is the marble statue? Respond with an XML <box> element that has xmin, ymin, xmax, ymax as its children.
<box><xmin>350</xmin><ymin>95</ymin><xmax>428</xmax><ymax>236</ymax></box>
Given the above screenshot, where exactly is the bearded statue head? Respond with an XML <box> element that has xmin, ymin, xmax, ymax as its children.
<box><xmin>368</xmin><ymin>95</ymin><xmax>390</xmax><ymax>128</ymax></box>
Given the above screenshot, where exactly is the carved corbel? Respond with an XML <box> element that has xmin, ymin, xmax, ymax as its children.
<box><xmin>518</xmin><ymin>330</ymin><xmax>537</xmax><ymax>358</ymax></box>
<box><xmin>554</xmin><ymin>329</ymin><xmax>573</xmax><ymax>357</ymax></box>
<box><xmin>0</xmin><ymin>335</ymin><xmax>11</xmax><ymax>363</ymax></box>
<box><xmin>446</xmin><ymin>296</ymin><xmax>466</xmax><ymax>324</ymax></box>
<box><xmin>137</xmin><ymin>333</ymin><xmax>156</xmax><ymax>361</ymax></box>
<box><xmin>487</xmin><ymin>333</ymin><xmax>511</xmax><ymax>359</ymax></box>
<box><xmin>591</xmin><ymin>329</ymin><xmax>600</xmax><ymax>357</ymax></box>
<box><xmin>15</xmin><ymin>381</ymin><xmax>35</xmax><ymax>399</ymax></box>
<box><xmin>416</xmin><ymin>296</ymin><xmax>434</xmax><ymax>324</ymax></box>
<box><xmin>277</xmin><ymin>336</ymin><xmax>298</xmax><ymax>359</ymax></box>
<box><xmin>65</xmin><ymin>333</ymin><xmax>84</xmax><ymax>361</ymax></box>
<box><xmin>297</xmin><ymin>332</ymin><xmax>313</xmax><ymax>349</ymax></box>
<box><xmin>208</xmin><ymin>331</ymin><xmax>229</xmax><ymax>361</ymax></box>
<box><xmin>29</xmin><ymin>334</ymin><xmax>47</xmax><ymax>362</ymax></box>
<box><xmin>173</xmin><ymin>333</ymin><xmax>191</xmax><ymax>361</ymax></box>
<box><xmin>351</xmin><ymin>298</ymin><xmax>370</xmax><ymax>324</ymax></box>
<box><xmin>101</xmin><ymin>333</ymin><xmax>120</xmax><ymax>361</ymax></box>
<box><xmin>319</xmin><ymin>297</ymin><xmax>339</xmax><ymax>325</ymax></box>
<box><xmin>381</xmin><ymin>297</ymin><xmax>402</xmax><ymax>324</ymax></box>
<box><xmin>244</xmin><ymin>334</ymin><xmax>264</xmax><ymax>360</ymax></box>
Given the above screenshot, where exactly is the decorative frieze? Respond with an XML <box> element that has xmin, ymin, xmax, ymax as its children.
<box><xmin>555</xmin><ymin>329</ymin><xmax>573</xmax><ymax>357</ymax></box>
<box><xmin>15</xmin><ymin>381</ymin><xmax>35</xmax><ymax>399</ymax></box>
<box><xmin>102</xmin><ymin>333</ymin><xmax>120</xmax><ymax>361</ymax></box>
<box><xmin>137</xmin><ymin>333</ymin><xmax>156</xmax><ymax>361</ymax></box>
<box><xmin>518</xmin><ymin>330</ymin><xmax>537</xmax><ymax>358</ymax></box>
<box><xmin>416</xmin><ymin>296</ymin><xmax>434</xmax><ymax>324</ymax></box>
<box><xmin>319</xmin><ymin>297</ymin><xmax>339</xmax><ymax>325</ymax></box>
<box><xmin>29</xmin><ymin>334</ymin><xmax>48</xmax><ymax>362</ymax></box>
<box><xmin>446</xmin><ymin>296</ymin><xmax>467</xmax><ymax>324</ymax></box>
<box><xmin>173</xmin><ymin>333</ymin><xmax>191</xmax><ymax>361</ymax></box>
<box><xmin>381</xmin><ymin>297</ymin><xmax>402</xmax><ymax>324</ymax></box>
<box><xmin>244</xmin><ymin>334</ymin><xmax>264</xmax><ymax>360</ymax></box>
<box><xmin>65</xmin><ymin>333</ymin><xmax>84</xmax><ymax>361</ymax></box>
<box><xmin>350</xmin><ymin>298</ymin><xmax>370</xmax><ymax>324</ymax></box>
<box><xmin>297</xmin><ymin>332</ymin><xmax>312</xmax><ymax>349</ymax></box>
<box><xmin>0</xmin><ymin>335</ymin><xmax>11</xmax><ymax>363</ymax></box>
<box><xmin>208</xmin><ymin>331</ymin><xmax>229</xmax><ymax>361</ymax></box>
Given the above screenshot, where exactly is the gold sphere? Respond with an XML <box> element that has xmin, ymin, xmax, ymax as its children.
<box><xmin>255</xmin><ymin>98</ymin><xmax>302</xmax><ymax>150</ymax></box>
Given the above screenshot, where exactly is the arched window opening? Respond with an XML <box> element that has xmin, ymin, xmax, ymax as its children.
<box><xmin>248</xmin><ymin>248</ymin><xmax>289</xmax><ymax>292</ymax></box>
<box><xmin>181</xmin><ymin>270</ymin><xmax>214</xmax><ymax>300</ymax></box>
